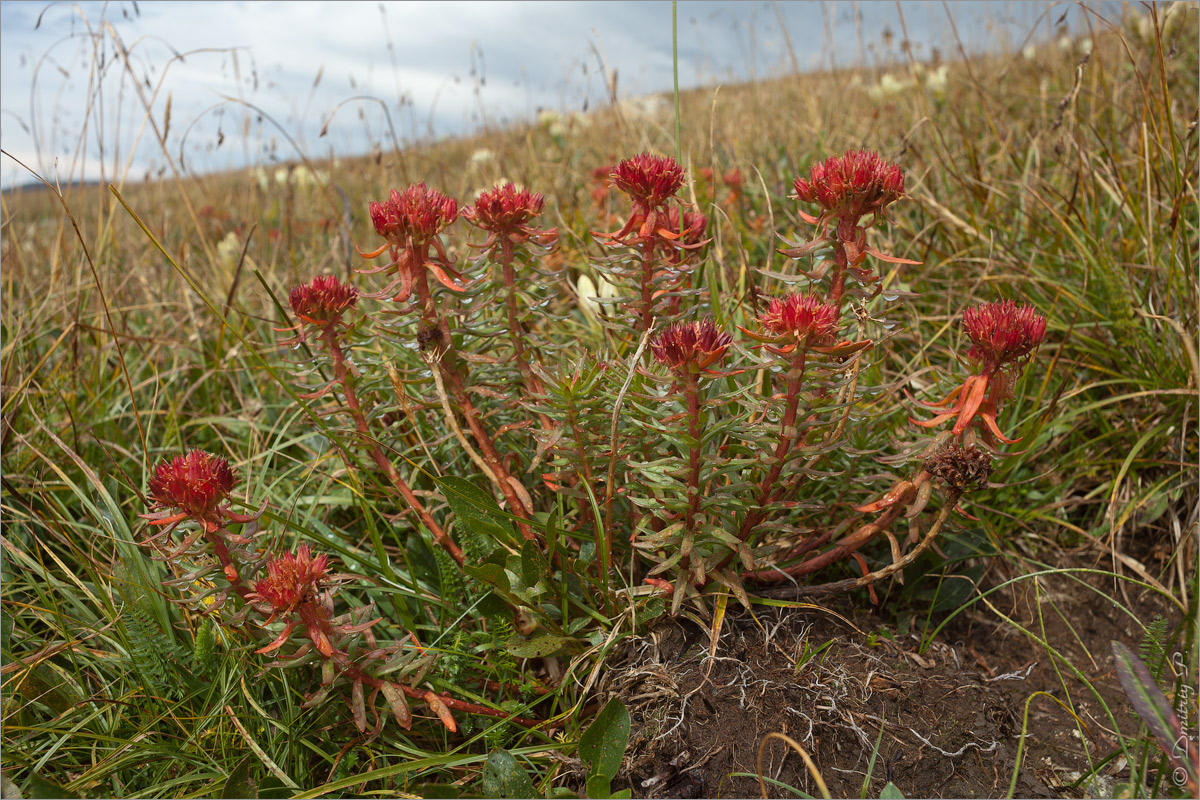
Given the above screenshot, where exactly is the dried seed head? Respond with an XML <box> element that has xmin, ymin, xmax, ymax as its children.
<box><xmin>923</xmin><ymin>443</ymin><xmax>993</xmax><ymax>493</ymax></box>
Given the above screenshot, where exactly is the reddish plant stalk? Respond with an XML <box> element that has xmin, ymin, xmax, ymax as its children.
<box><xmin>497</xmin><ymin>238</ymin><xmax>541</xmax><ymax>392</ymax></box>
<box><xmin>323</xmin><ymin>327</ymin><xmax>464</xmax><ymax>565</ymax></box>
<box><xmin>827</xmin><ymin>239</ymin><xmax>850</xmax><ymax>313</ymax></box>
<box><xmin>637</xmin><ymin>237</ymin><xmax>660</xmax><ymax>332</ymax></box>
<box><xmin>743</xmin><ymin>483</ymin><xmax>914</xmax><ymax>582</ymax></box>
<box><xmin>278</xmin><ymin>591</ymin><xmax>544</xmax><ymax>729</ymax></box>
<box><xmin>205</xmin><ymin>532</ymin><xmax>253</xmax><ymax>599</ymax></box>
<box><xmin>737</xmin><ymin>347</ymin><xmax>810</xmax><ymax>542</ymax></box>
<box><xmin>682</xmin><ymin>371</ymin><xmax>704</xmax><ymax>534</ymax></box>
<box><xmin>411</xmin><ymin>268</ymin><xmax>537</xmax><ymax>540</ymax></box>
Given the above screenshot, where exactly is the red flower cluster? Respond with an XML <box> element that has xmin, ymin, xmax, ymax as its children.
<box><xmin>651</xmin><ymin>319</ymin><xmax>732</xmax><ymax>373</ymax></box>
<box><xmin>289</xmin><ymin>275</ymin><xmax>358</xmax><ymax>330</ymax></box>
<box><xmin>962</xmin><ymin>299</ymin><xmax>1047</xmax><ymax>375</ymax></box>
<box><xmin>612</xmin><ymin>153</ymin><xmax>685</xmax><ymax>210</ymax></box>
<box><xmin>146</xmin><ymin>450</ymin><xmax>238</xmax><ymax>532</ymax></box>
<box><xmin>793</xmin><ymin>149</ymin><xmax>904</xmax><ymax>226</ymax></box>
<box><xmin>465</xmin><ymin>183</ymin><xmax>557</xmax><ymax>250</ymax></box>
<box><xmin>251</xmin><ymin>544</ymin><xmax>329</xmax><ymax>616</ymax></box>
<box><xmin>663</xmin><ymin>206</ymin><xmax>708</xmax><ymax>266</ymax></box>
<box><xmin>757</xmin><ymin>293</ymin><xmax>840</xmax><ymax>343</ymax></box>
<box><xmin>358</xmin><ymin>183</ymin><xmax>467</xmax><ymax>301</ymax></box>
<box><xmin>913</xmin><ymin>300</ymin><xmax>1048</xmax><ymax>443</ymax></box>
<box><xmin>368</xmin><ymin>183</ymin><xmax>458</xmax><ymax>249</ymax></box>
<box><xmin>597</xmin><ymin>153</ymin><xmax>688</xmax><ymax>245</ymax></box>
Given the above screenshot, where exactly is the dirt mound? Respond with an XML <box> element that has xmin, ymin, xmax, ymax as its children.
<box><xmin>596</xmin><ymin>561</ymin><xmax>1178</xmax><ymax>799</ymax></box>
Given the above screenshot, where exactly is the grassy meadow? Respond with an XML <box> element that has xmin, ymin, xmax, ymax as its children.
<box><xmin>1</xmin><ymin>3</ymin><xmax>1197</xmax><ymax>798</ymax></box>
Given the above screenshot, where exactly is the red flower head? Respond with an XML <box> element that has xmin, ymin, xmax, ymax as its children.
<box><xmin>612</xmin><ymin>153</ymin><xmax>685</xmax><ymax>210</ymax></box>
<box><xmin>666</xmin><ymin>206</ymin><xmax>708</xmax><ymax>245</ymax></box>
<box><xmin>252</xmin><ymin>544</ymin><xmax>329</xmax><ymax>615</ymax></box>
<box><xmin>595</xmin><ymin>153</ymin><xmax>692</xmax><ymax>247</ymax></box>
<box><xmin>722</xmin><ymin>168</ymin><xmax>745</xmax><ymax>198</ymax></box>
<box><xmin>793</xmin><ymin>149</ymin><xmax>904</xmax><ymax>229</ymax></box>
<box><xmin>368</xmin><ymin>183</ymin><xmax>458</xmax><ymax>249</ymax></box>
<box><xmin>464</xmin><ymin>183</ymin><xmax>557</xmax><ymax>249</ymax></box>
<box><xmin>757</xmin><ymin>292</ymin><xmax>840</xmax><ymax>344</ymax></box>
<box><xmin>651</xmin><ymin>319</ymin><xmax>732</xmax><ymax>374</ymax></box>
<box><xmin>962</xmin><ymin>300</ymin><xmax>1047</xmax><ymax>375</ymax></box>
<box><xmin>913</xmin><ymin>300</ymin><xmax>1048</xmax><ymax>444</ymax></box>
<box><xmin>289</xmin><ymin>275</ymin><xmax>358</xmax><ymax>330</ymax></box>
<box><xmin>661</xmin><ymin>206</ymin><xmax>709</xmax><ymax>266</ymax></box>
<box><xmin>358</xmin><ymin>183</ymin><xmax>467</xmax><ymax>301</ymax></box>
<box><xmin>147</xmin><ymin>450</ymin><xmax>238</xmax><ymax>531</ymax></box>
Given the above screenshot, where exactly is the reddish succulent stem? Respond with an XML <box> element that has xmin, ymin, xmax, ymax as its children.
<box><xmin>737</xmin><ymin>347</ymin><xmax>810</xmax><ymax>542</ymax></box>
<box><xmin>336</xmin><ymin>659</ymin><xmax>544</xmax><ymax>728</ymax></box>
<box><xmin>683</xmin><ymin>371</ymin><xmax>703</xmax><ymax>534</ymax></box>
<box><xmin>828</xmin><ymin>238</ymin><xmax>848</xmax><ymax>314</ymax></box>
<box><xmin>324</xmin><ymin>328</ymin><xmax>464</xmax><ymax>565</ymax></box>
<box><xmin>282</xmin><ymin>598</ymin><xmax>546</xmax><ymax>729</ymax></box>
<box><xmin>205</xmin><ymin>532</ymin><xmax>253</xmax><ymax>600</ymax></box>
<box><xmin>411</xmin><ymin>268</ymin><xmax>537</xmax><ymax>540</ymax></box>
<box><xmin>638</xmin><ymin>236</ymin><xmax>660</xmax><ymax>332</ymax></box>
<box><xmin>498</xmin><ymin>239</ymin><xmax>539</xmax><ymax>390</ymax></box>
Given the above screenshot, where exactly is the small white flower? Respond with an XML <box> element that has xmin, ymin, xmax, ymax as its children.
<box><xmin>868</xmin><ymin>72</ymin><xmax>912</xmax><ymax>99</ymax></box>
<box><xmin>576</xmin><ymin>272</ymin><xmax>620</xmax><ymax>325</ymax></box>
<box><xmin>925</xmin><ymin>64</ymin><xmax>949</xmax><ymax>95</ymax></box>
<box><xmin>1022</xmin><ymin>43</ymin><xmax>1037</xmax><ymax>61</ymax></box>
<box><xmin>470</xmin><ymin>148</ymin><xmax>496</xmax><ymax>166</ymax></box>
<box><xmin>216</xmin><ymin>231</ymin><xmax>242</xmax><ymax>269</ymax></box>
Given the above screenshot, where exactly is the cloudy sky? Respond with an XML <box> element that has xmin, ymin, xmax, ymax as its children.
<box><xmin>0</xmin><ymin>1</ymin><xmax>1090</xmax><ymax>187</ymax></box>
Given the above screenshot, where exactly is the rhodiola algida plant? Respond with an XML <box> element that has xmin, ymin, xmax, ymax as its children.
<box><xmin>138</xmin><ymin>149</ymin><xmax>1047</xmax><ymax>737</ymax></box>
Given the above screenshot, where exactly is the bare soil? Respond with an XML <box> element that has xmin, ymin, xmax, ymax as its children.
<box><xmin>594</xmin><ymin>552</ymin><xmax>1184</xmax><ymax>799</ymax></box>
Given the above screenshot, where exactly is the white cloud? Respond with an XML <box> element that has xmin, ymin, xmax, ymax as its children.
<box><xmin>2</xmin><ymin>0</ymin><xmax>1096</xmax><ymax>187</ymax></box>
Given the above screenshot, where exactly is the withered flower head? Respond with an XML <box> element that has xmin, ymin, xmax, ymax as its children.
<box><xmin>289</xmin><ymin>275</ymin><xmax>358</xmax><ymax>328</ymax></box>
<box><xmin>148</xmin><ymin>450</ymin><xmax>238</xmax><ymax>527</ymax></box>
<box><xmin>252</xmin><ymin>544</ymin><xmax>329</xmax><ymax>613</ymax></box>
<box><xmin>792</xmin><ymin>149</ymin><xmax>904</xmax><ymax>222</ymax></box>
<box><xmin>368</xmin><ymin>183</ymin><xmax>458</xmax><ymax>247</ymax></box>
<box><xmin>651</xmin><ymin>319</ymin><xmax>732</xmax><ymax>373</ymax></box>
<box><xmin>666</xmin><ymin>206</ymin><xmax>708</xmax><ymax>246</ymax></box>
<box><xmin>758</xmin><ymin>292</ymin><xmax>839</xmax><ymax>343</ymax></box>
<box><xmin>923</xmin><ymin>443</ymin><xmax>993</xmax><ymax>493</ymax></box>
<box><xmin>962</xmin><ymin>300</ymin><xmax>1047</xmax><ymax>374</ymax></box>
<box><xmin>612</xmin><ymin>153</ymin><xmax>685</xmax><ymax>210</ymax></box>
